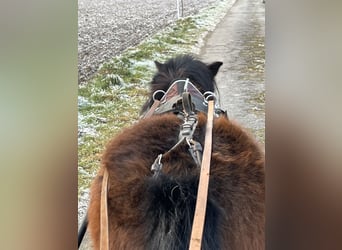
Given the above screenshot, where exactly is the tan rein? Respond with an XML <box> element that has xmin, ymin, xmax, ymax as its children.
<box><xmin>189</xmin><ymin>99</ymin><xmax>214</xmax><ymax>250</ymax></box>
<box><xmin>100</xmin><ymin>169</ymin><xmax>109</xmax><ymax>250</ymax></box>
<box><xmin>99</xmin><ymin>100</ymin><xmax>215</xmax><ymax>250</ymax></box>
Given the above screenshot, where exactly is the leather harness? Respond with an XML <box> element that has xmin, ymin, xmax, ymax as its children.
<box><xmin>99</xmin><ymin>79</ymin><xmax>225</xmax><ymax>250</ymax></box>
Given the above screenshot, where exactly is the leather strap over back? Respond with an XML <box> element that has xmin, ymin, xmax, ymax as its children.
<box><xmin>100</xmin><ymin>168</ymin><xmax>109</xmax><ymax>250</ymax></box>
<box><xmin>189</xmin><ymin>100</ymin><xmax>214</xmax><ymax>250</ymax></box>
<box><xmin>142</xmin><ymin>100</ymin><xmax>161</xmax><ymax>119</ymax></box>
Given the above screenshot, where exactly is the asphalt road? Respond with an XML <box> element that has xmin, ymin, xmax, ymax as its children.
<box><xmin>200</xmin><ymin>0</ymin><xmax>265</xmax><ymax>143</ymax></box>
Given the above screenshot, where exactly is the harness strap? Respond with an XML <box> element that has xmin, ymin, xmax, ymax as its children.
<box><xmin>142</xmin><ymin>100</ymin><xmax>161</xmax><ymax>119</ymax></box>
<box><xmin>100</xmin><ymin>168</ymin><xmax>109</xmax><ymax>250</ymax></box>
<box><xmin>78</xmin><ymin>214</ymin><xmax>88</xmax><ymax>248</ymax></box>
<box><xmin>182</xmin><ymin>92</ymin><xmax>193</xmax><ymax>116</ymax></box>
<box><xmin>187</xmin><ymin>139</ymin><xmax>203</xmax><ymax>167</ymax></box>
<box><xmin>189</xmin><ymin>100</ymin><xmax>215</xmax><ymax>250</ymax></box>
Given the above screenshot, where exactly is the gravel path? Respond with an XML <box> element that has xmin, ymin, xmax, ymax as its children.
<box><xmin>78</xmin><ymin>0</ymin><xmax>220</xmax><ymax>84</ymax></box>
<box><xmin>200</xmin><ymin>0</ymin><xmax>265</xmax><ymax>143</ymax></box>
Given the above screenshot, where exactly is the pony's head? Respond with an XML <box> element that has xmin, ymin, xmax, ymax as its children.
<box><xmin>141</xmin><ymin>55</ymin><xmax>223</xmax><ymax>114</ymax></box>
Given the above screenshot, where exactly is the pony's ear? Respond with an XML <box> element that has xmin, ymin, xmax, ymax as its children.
<box><xmin>208</xmin><ymin>61</ymin><xmax>223</xmax><ymax>76</ymax></box>
<box><xmin>154</xmin><ymin>61</ymin><xmax>165</xmax><ymax>71</ymax></box>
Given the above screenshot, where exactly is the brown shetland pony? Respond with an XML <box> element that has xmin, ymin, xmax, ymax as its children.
<box><xmin>88</xmin><ymin>55</ymin><xmax>265</xmax><ymax>249</ymax></box>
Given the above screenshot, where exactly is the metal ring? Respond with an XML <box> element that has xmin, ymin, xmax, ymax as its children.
<box><xmin>203</xmin><ymin>91</ymin><xmax>216</xmax><ymax>103</ymax></box>
<box><xmin>152</xmin><ymin>90</ymin><xmax>165</xmax><ymax>101</ymax></box>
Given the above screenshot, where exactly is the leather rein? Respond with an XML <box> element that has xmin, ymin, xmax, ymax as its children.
<box><xmin>99</xmin><ymin>79</ymin><xmax>222</xmax><ymax>250</ymax></box>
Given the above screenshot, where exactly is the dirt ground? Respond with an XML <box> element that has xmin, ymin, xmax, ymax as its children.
<box><xmin>78</xmin><ymin>0</ymin><xmax>219</xmax><ymax>84</ymax></box>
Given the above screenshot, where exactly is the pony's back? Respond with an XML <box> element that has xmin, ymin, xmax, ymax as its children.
<box><xmin>87</xmin><ymin>55</ymin><xmax>264</xmax><ymax>249</ymax></box>
<box><xmin>88</xmin><ymin>114</ymin><xmax>264</xmax><ymax>249</ymax></box>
